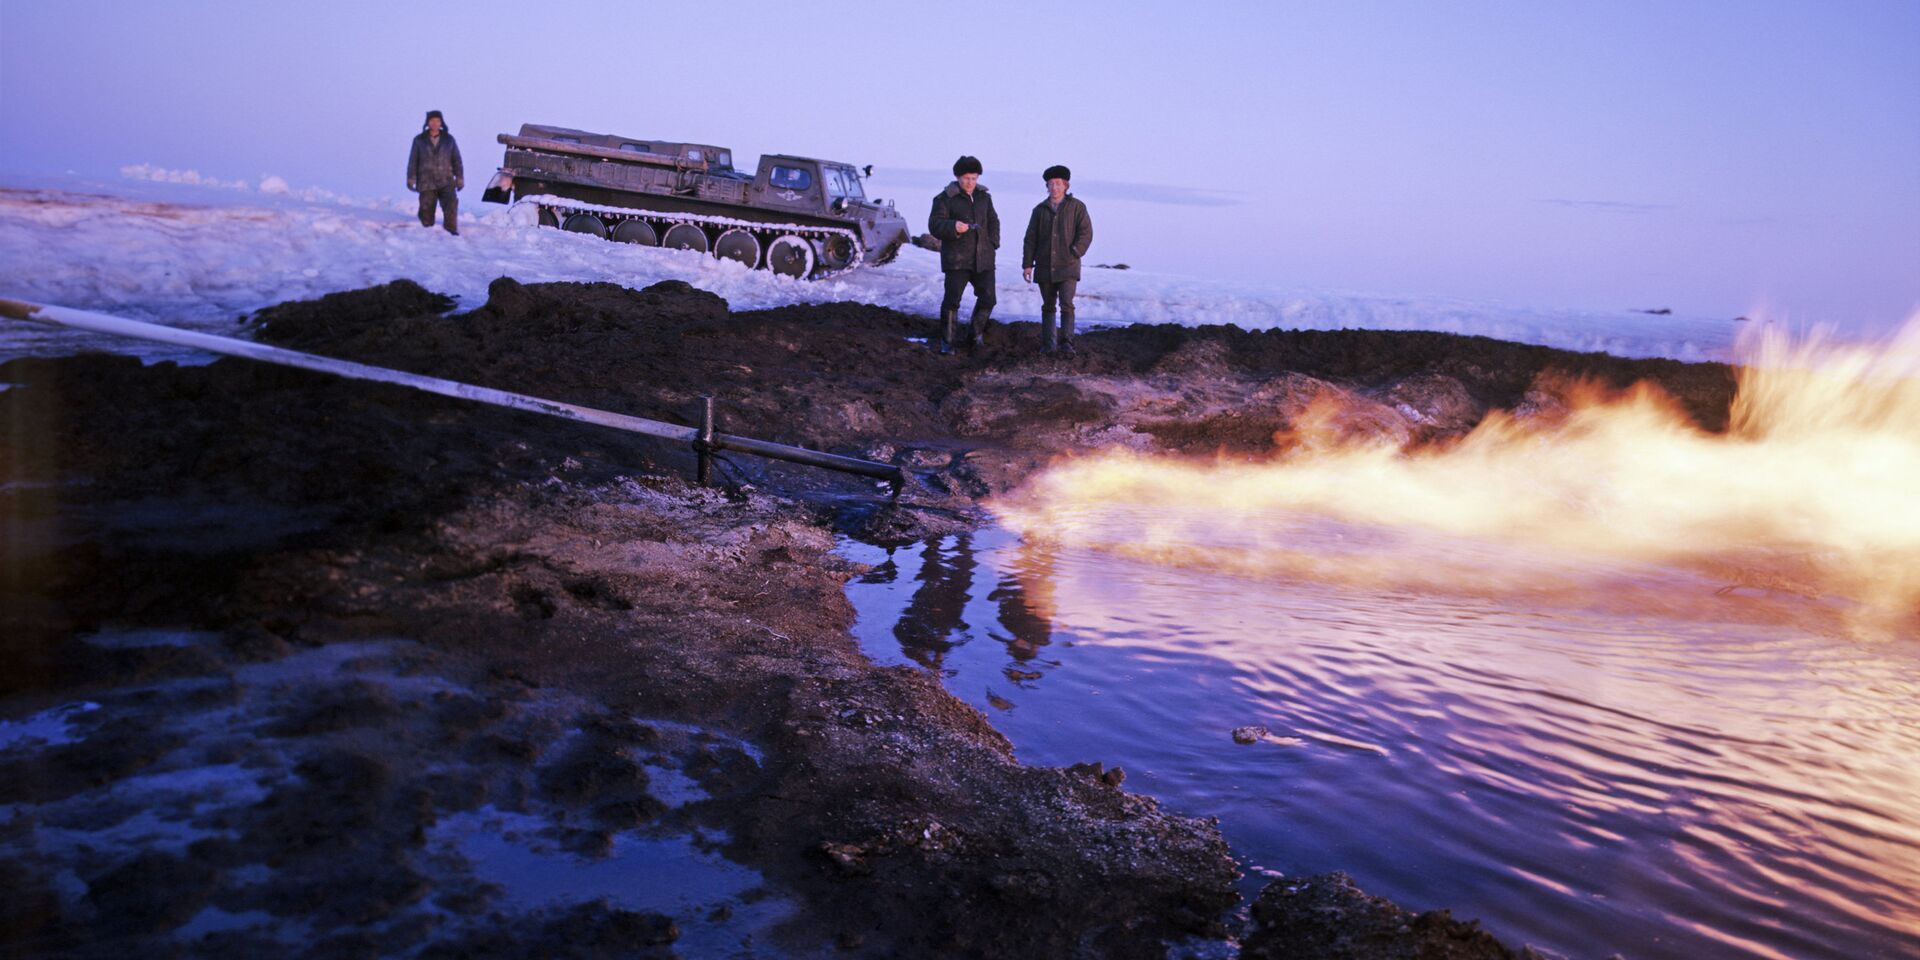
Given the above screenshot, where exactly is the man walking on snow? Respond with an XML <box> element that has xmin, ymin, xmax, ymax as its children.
<box><xmin>407</xmin><ymin>110</ymin><xmax>464</xmax><ymax>235</ymax></box>
<box><xmin>927</xmin><ymin>155</ymin><xmax>1001</xmax><ymax>354</ymax></box>
<box><xmin>1022</xmin><ymin>165</ymin><xmax>1093</xmax><ymax>353</ymax></box>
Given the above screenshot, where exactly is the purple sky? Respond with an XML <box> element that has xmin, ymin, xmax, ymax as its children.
<box><xmin>3</xmin><ymin>0</ymin><xmax>1915</xmax><ymax>325</ymax></box>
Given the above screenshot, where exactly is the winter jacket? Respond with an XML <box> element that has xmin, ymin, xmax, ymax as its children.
<box><xmin>407</xmin><ymin>132</ymin><xmax>464</xmax><ymax>191</ymax></box>
<box><xmin>928</xmin><ymin>182</ymin><xmax>1001</xmax><ymax>272</ymax></box>
<box><xmin>1022</xmin><ymin>195</ymin><xmax>1093</xmax><ymax>282</ymax></box>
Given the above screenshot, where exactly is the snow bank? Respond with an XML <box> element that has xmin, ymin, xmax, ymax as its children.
<box><xmin>2</xmin><ymin>172</ymin><xmax>1753</xmax><ymax>364</ymax></box>
<box><xmin>118</xmin><ymin>164</ymin><xmax>253</xmax><ymax>192</ymax></box>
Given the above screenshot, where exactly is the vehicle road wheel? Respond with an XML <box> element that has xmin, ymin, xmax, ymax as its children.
<box><xmin>767</xmin><ymin>235</ymin><xmax>815</xmax><ymax>279</ymax></box>
<box><xmin>819</xmin><ymin>234</ymin><xmax>856</xmax><ymax>271</ymax></box>
<box><xmin>562</xmin><ymin>213</ymin><xmax>607</xmax><ymax>238</ymax></box>
<box><xmin>612</xmin><ymin>220</ymin><xmax>659</xmax><ymax>245</ymax></box>
<box><xmin>537</xmin><ymin>206</ymin><xmax>559</xmax><ymax>228</ymax></box>
<box><xmin>714</xmin><ymin>229</ymin><xmax>761</xmax><ymax>268</ymax></box>
<box><xmin>662</xmin><ymin>223</ymin><xmax>709</xmax><ymax>253</ymax></box>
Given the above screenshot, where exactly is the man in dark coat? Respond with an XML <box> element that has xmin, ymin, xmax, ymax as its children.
<box><xmin>406</xmin><ymin>110</ymin><xmax>464</xmax><ymax>235</ymax></box>
<box><xmin>927</xmin><ymin>155</ymin><xmax>1001</xmax><ymax>353</ymax></box>
<box><xmin>1022</xmin><ymin>165</ymin><xmax>1093</xmax><ymax>353</ymax></box>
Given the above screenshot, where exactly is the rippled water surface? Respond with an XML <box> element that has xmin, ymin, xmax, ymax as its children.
<box><xmin>839</xmin><ymin>522</ymin><xmax>1920</xmax><ymax>960</ymax></box>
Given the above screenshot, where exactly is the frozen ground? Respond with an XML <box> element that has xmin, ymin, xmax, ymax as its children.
<box><xmin>0</xmin><ymin>633</ymin><xmax>802</xmax><ymax>957</ymax></box>
<box><xmin>2</xmin><ymin>169</ymin><xmax>1758</xmax><ymax>364</ymax></box>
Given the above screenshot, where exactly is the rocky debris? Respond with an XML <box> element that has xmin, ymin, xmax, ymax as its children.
<box><xmin>838</xmin><ymin>500</ymin><xmax>980</xmax><ymax>546</ymax></box>
<box><xmin>414</xmin><ymin>901</ymin><xmax>681</xmax><ymax>960</ymax></box>
<box><xmin>1512</xmin><ymin>381</ymin><xmax>1575</xmax><ymax>425</ymax></box>
<box><xmin>1383</xmin><ymin>372</ymin><xmax>1485</xmax><ymax>439</ymax></box>
<box><xmin>1243</xmin><ymin>871</ymin><xmax>1521</xmax><ymax>959</ymax></box>
<box><xmin>1150</xmin><ymin>336</ymin><xmax>1235</xmax><ymax>376</ymax></box>
<box><xmin>816</xmin><ymin>840</ymin><xmax>874</xmax><ymax>877</ymax></box>
<box><xmin>1230</xmin><ymin>725</ymin><xmax>1307</xmax><ymax>749</ymax></box>
<box><xmin>1066</xmin><ymin>760</ymin><xmax>1129</xmax><ymax>787</ymax></box>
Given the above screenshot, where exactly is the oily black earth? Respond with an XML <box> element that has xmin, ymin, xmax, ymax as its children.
<box><xmin>0</xmin><ymin>278</ymin><xmax>1736</xmax><ymax>959</ymax></box>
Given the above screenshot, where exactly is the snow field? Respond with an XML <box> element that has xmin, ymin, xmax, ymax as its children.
<box><xmin>2</xmin><ymin>171</ymin><xmax>1754</xmax><ymax>363</ymax></box>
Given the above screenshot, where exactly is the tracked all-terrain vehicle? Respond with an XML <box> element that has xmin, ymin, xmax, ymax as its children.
<box><xmin>480</xmin><ymin>123</ymin><xmax>909</xmax><ymax>279</ymax></box>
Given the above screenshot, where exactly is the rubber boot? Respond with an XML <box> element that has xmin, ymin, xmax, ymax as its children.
<box><xmin>1040</xmin><ymin>309</ymin><xmax>1058</xmax><ymax>353</ymax></box>
<box><xmin>968</xmin><ymin>303</ymin><xmax>994</xmax><ymax>351</ymax></box>
<box><xmin>1059</xmin><ymin>308</ymin><xmax>1076</xmax><ymax>355</ymax></box>
<box><xmin>937</xmin><ymin>308</ymin><xmax>957</xmax><ymax>355</ymax></box>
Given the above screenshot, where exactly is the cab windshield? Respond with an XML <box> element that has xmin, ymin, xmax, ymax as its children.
<box><xmin>823</xmin><ymin>167</ymin><xmax>866</xmax><ymax>201</ymax></box>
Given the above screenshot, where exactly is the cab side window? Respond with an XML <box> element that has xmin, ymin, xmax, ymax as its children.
<box><xmin>770</xmin><ymin>166</ymin><xmax>813</xmax><ymax>190</ymax></box>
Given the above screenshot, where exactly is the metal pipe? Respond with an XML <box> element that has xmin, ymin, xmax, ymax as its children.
<box><xmin>1</xmin><ymin>297</ymin><xmax>905</xmax><ymax>489</ymax></box>
<box><xmin>696</xmin><ymin>395</ymin><xmax>715</xmax><ymax>486</ymax></box>
<box><xmin>711</xmin><ymin>432</ymin><xmax>904</xmax><ymax>485</ymax></box>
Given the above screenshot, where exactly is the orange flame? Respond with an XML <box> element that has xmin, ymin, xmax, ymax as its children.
<box><xmin>995</xmin><ymin>317</ymin><xmax>1920</xmax><ymax>629</ymax></box>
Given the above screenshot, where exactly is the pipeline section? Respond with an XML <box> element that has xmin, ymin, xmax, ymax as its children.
<box><xmin>0</xmin><ymin>297</ymin><xmax>904</xmax><ymax>489</ymax></box>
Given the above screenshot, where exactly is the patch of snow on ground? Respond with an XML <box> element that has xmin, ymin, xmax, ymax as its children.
<box><xmin>1</xmin><ymin>172</ymin><xmax>1757</xmax><ymax>364</ymax></box>
<box><xmin>0</xmin><ymin>701</ymin><xmax>101</xmax><ymax>750</ymax></box>
<box><xmin>118</xmin><ymin>164</ymin><xmax>253</xmax><ymax>192</ymax></box>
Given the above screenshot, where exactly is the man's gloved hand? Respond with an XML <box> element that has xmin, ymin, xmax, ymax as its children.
<box><xmin>407</xmin><ymin>181</ymin><xmax>416</xmax><ymax>191</ymax></box>
<box><xmin>455</xmin><ymin>179</ymin><xmax>463</xmax><ymax>190</ymax></box>
<box><xmin>1023</xmin><ymin>267</ymin><xmax>1034</xmax><ymax>283</ymax></box>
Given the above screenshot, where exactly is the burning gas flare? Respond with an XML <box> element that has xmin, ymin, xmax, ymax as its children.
<box><xmin>995</xmin><ymin>318</ymin><xmax>1920</xmax><ymax>627</ymax></box>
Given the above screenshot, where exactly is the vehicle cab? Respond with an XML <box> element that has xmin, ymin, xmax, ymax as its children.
<box><xmin>750</xmin><ymin>156</ymin><xmax>827</xmax><ymax>215</ymax></box>
<box><xmin>751</xmin><ymin>158</ymin><xmax>874</xmax><ymax>215</ymax></box>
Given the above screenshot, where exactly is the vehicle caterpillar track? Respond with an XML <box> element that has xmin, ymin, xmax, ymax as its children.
<box><xmin>515</xmin><ymin>194</ymin><xmax>868</xmax><ymax>280</ymax></box>
<box><xmin>482</xmin><ymin>123</ymin><xmax>909</xmax><ymax>281</ymax></box>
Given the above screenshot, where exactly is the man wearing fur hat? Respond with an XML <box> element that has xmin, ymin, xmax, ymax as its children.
<box><xmin>406</xmin><ymin>110</ymin><xmax>464</xmax><ymax>235</ymax></box>
<box><xmin>1022</xmin><ymin>165</ymin><xmax>1093</xmax><ymax>353</ymax></box>
<box><xmin>927</xmin><ymin>155</ymin><xmax>1001</xmax><ymax>353</ymax></box>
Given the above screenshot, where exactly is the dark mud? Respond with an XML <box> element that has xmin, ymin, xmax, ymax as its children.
<box><xmin>1</xmin><ymin>278</ymin><xmax>1732</xmax><ymax>958</ymax></box>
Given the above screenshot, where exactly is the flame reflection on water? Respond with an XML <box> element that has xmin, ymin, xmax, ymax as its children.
<box><xmin>841</xmin><ymin>526</ymin><xmax>1920</xmax><ymax>959</ymax></box>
